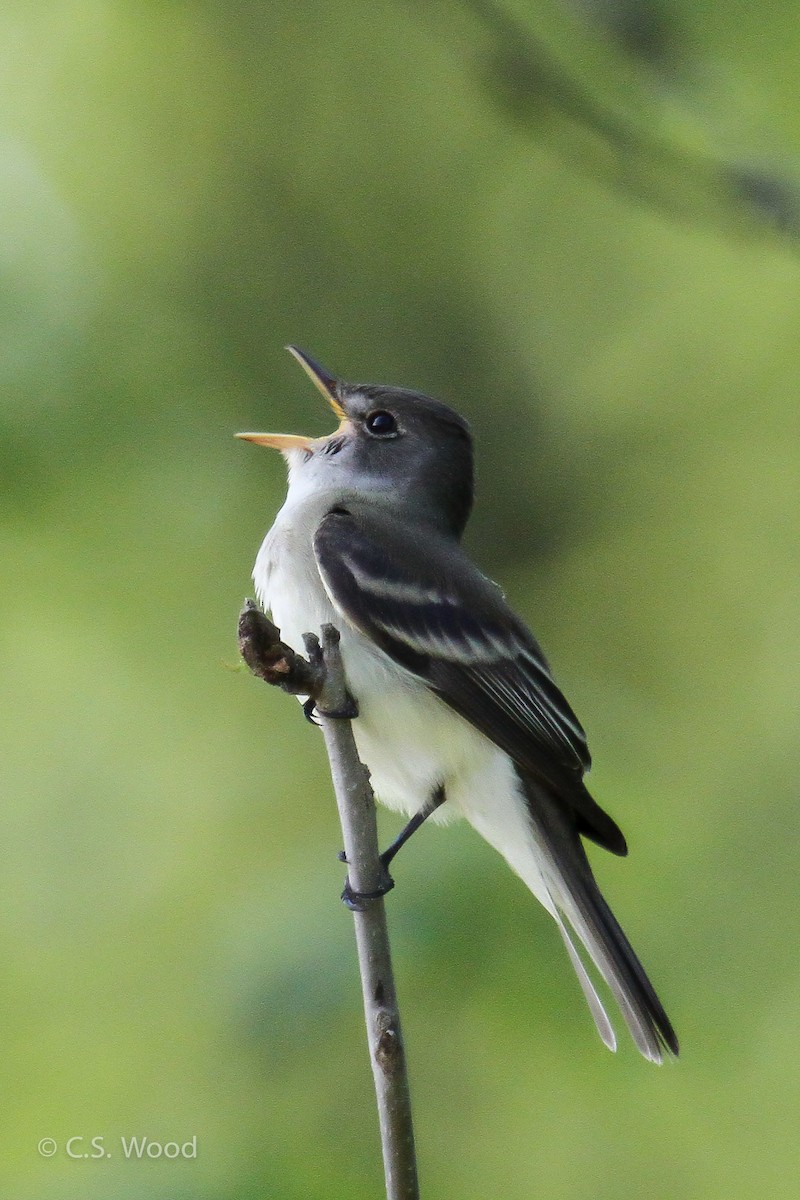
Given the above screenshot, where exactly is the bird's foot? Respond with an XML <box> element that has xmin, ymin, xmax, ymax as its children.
<box><xmin>316</xmin><ymin>691</ymin><xmax>359</xmax><ymax>720</ymax></box>
<box><xmin>338</xmin><ymin>850</ymin><xmax>395</xmax><ymax>910</ymax></box>
<box><xmin>340</xmin><ymin>871</ymin><xmax>395</xmax><ymax>911</ymax></box>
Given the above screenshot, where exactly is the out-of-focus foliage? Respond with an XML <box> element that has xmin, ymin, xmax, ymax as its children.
<box><xmin>2</xmin><ymin>2</ymin><xmax>798</xmax><ymax>1197</ymax></box>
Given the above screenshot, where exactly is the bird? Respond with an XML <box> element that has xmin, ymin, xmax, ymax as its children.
<box><xmin>238</xmin><ymin>346</ymin><xmax>678</xmax><ymax>1062</ymax></box>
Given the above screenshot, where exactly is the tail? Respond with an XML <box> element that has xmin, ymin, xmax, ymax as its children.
<box><xmin>521</xmin><ymin>774</ymin><xmax>679</xmax><ymax>1063</ymax></box>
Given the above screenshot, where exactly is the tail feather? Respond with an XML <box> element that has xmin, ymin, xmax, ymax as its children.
<box><xmin>552</xmin><ymin>908</ymin><xmax>617</xmax><ymax>1053</ymax></box>
<box><xmin>523</xmin><ymin>776</ymin><xmax>678</xmax><ymax>1062</ymax></box>
<box><xmin>556</xmin><ymin>874</ymin><xmax>676</xmax><ymax>1062</ymax></box>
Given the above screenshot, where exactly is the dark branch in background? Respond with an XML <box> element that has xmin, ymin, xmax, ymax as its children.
<box><xmin>238</xmin><ymin>602</ymin><xmax>420</xmax><ymax>1200</ymax></box>
<box><xmin>425</xmin><ymin>0</ymin><xmax>800</xmax><ymax>241</ymax></box>
<box><xmin>572</xmin><ymin>0</ymin><xmax>677</xmax><ymax>69</ymax></box>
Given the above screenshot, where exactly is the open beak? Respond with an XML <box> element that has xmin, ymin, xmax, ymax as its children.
<box><xmin>236</xmin><ymin>346</ymin><xmax>345</xmax><ymax>452</ymax></box>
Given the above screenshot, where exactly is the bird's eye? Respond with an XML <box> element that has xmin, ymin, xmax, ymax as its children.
<box><xmin>364</xmin><ymin>410</ymin><xmax>398</xmax><ymax>437</ymax></box>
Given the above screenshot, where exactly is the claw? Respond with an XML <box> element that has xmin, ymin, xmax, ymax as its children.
<box><xmin>316</xmin><ymin>690</ymin><xmax>359</xmax><ymax>720</ymax></box>
<box><xmin>340</xmin><ymin>871</ymin><xmax>395</xmax><ymax>911</ymax></box>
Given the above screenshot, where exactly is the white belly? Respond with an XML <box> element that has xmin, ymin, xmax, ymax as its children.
<box><xmin>254</xmin><ymin>516</ymin><xmax>553</xmax><ymax>912</ymax></box>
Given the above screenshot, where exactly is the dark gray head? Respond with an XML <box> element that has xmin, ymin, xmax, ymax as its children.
<box><xmin>237</xmin><ymin>347</ymin><xmax>474</xmax><ymax>538</ymax></box>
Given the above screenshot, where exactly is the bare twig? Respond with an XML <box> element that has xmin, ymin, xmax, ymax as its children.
<box><xmin>238</xmin><ymin>602</ymin><xmax>420</xmax><ymax>1200</ymax></box>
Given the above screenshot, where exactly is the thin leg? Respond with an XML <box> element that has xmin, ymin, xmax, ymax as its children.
<box><xmin>380</xmin><ymin>785</ymin><xmax>446</xmax><ymax>870</ymax></box>
<box><xmin>341</xmin><ymin>785</ymin><xmax>446</xmax><ymax>909</ymax></box>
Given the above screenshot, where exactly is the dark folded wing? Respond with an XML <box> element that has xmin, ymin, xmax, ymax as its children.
<box><xmin>313</xmin><ymin>507</ymin><xmax>588</xmax><ymax>772</ymax></box>
<box><xmin>313</xmin><ymin>509</ymin><xmax>629</xmax><ymax>853</ymax></box>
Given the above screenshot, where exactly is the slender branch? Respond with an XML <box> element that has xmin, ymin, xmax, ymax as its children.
<box><xmin>238</xmin><ymin>602</ymin><xmax>420</xmax><ymax>1200</ymax></box>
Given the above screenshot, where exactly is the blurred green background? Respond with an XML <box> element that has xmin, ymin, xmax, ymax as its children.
<box><xmin>2</xmin><ymin>1</ymin><xmax>799</xmax><ymax>1197</ymax></box>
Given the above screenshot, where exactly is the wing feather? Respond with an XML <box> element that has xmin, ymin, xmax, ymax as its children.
<box><xmin>314</xmin><ymin>508</ymin><xmax>626</xmax><ymax>854</ymax></box>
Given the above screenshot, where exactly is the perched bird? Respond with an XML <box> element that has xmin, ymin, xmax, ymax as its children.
<box><xmin>238</xmin><ymin>347</ymin><xmax>678</xmax><ymax>1062</ymax></box>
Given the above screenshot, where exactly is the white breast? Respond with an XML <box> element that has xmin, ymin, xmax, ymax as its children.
<box><xmin>256</xmin><ymin>495</ymin><xmax>477</xmax><ymax>800</ymax></box>
<box><xmin>253</xmin><ymin>491</ymin><xmax>552</xmax><ymax>914</ymax></box>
